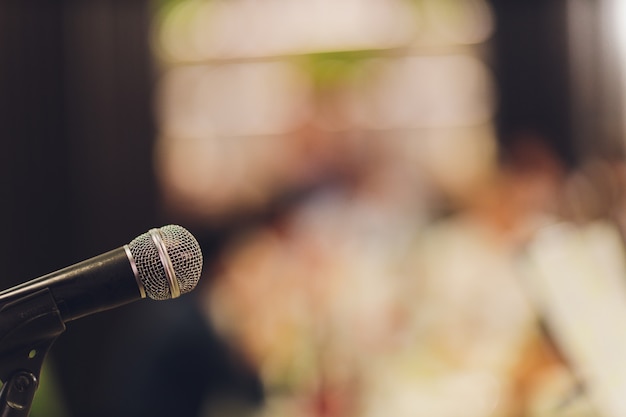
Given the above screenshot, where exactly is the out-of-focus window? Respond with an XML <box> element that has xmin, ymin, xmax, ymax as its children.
<box><xmin>152</xmin><ymin>0</ymin><xmax>497</xmax><ymax>221</ymax></box>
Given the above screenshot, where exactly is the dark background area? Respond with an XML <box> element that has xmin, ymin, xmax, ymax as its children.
<box><xmin>490</xmin><ymin>0</ymin><xmax>575</xmax><ymax>166</ymax></box>
<box><xmin>0</xmin><ymin>0</ymin><xmax>159</xmax><ymax>414</ymax></box>
<box><xmin>0</xmin><ymin>0</ymin><xmax>618</xmax><ymax>416</ymax></box>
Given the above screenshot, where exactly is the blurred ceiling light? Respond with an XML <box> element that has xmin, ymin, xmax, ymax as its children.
<box><xmin>421</xmin><ymin>0</ymin><xmax>493</xmax><ymax>45</ymax></box>
<box><xmin>157</xmin><ymin>0</ymin><xmax>419</xmax><ymax>62</ymax></box>
<box><xmin>351</xmin><ymin>54</ymin><xmax>494</xmax><ymax>129</ymax></box>
<box><xmin>158</xmin><ymin>61</ymin><xmax>312</xmax><ymax>137</ymax></box>
<box><xmin>608</xmin><ymin>0</ymin><xmax>626</xmax><ymax>53</ymax></box>
<box><xmin>606</xmin><ymin>0</ymin><xmax>626</xmax><ymax>86</ymax></box>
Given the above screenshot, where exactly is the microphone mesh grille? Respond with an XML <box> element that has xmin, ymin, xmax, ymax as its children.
<box><xmin>127</xmin><ymin>225</ymin><xmax>203</xmax><ymax>300</ymax></box>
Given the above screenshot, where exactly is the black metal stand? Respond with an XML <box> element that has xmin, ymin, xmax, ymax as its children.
<box><xmin>0</xmin><ymin>289</ymin><xmax>66</xmax><ymax>417</ymax></box>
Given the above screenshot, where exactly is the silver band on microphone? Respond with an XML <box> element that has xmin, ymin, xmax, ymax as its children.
<box><xmin>148</xmin><ymin>228</ymin><xmax>181</xmax><ymax>299</ymax></box>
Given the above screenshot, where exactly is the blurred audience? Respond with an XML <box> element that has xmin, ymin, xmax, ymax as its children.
<box><xmin>199</xmin><ymin>133</ymin><xmax>601</xmax><ymax>417</ymax></box>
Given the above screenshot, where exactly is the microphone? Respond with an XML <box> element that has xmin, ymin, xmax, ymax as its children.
<box><xmin>0</xmin><ymin>225</ymin><xmax>204</xmax><ymax>322</ymax></box>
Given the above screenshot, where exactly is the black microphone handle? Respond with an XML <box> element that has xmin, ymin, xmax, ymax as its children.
<box><xmin>0</xmin><ymin>247</ymin><xmax>142</xmax><ymax>323</ymax></box>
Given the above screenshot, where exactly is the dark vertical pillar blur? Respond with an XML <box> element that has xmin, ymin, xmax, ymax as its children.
<box><xmin>0</xmin><ymin>1</ymin><xmax>71</xmax><ymax>287</ymax></box>
<box><xmin>0</xmin><ymin>0</ymin><xmax>157</xmax><ymax>416</ymax></box>
<box><xmin>490</xmin><ymin>0</ymin><xmax>576</xmax><ymax>166</ymax></box>
<box><xmin>59</xmin><ymin>1</ymin><xmax>158</xmax><ymax>416</ymax></box>
<box><xmin>63</xmin><ymin>0</ymin><xmax>158</xmax><ymax>245</ymax></box>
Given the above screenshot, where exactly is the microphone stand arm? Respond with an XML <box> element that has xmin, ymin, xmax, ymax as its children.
<box><xmin>0</xmin><ymin>289</ymin><xmax>66</xmax><ymax>417</ymax></box>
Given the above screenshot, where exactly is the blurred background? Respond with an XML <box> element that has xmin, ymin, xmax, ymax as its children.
<box><xmin>4</xmin><ymin>0</ymin><xmax>626</xmax><ymax>416</ymax></box>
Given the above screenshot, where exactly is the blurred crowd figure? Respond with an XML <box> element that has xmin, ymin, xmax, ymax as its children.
<box><xmin>92</xmin><ymin>131</ymin><xmax>626</xmax><ymax>417</ymax></box>
<box><xmin>188</xmin><ymin>131</ymin><xmax>626</xmax><ymax>417</ymax></box>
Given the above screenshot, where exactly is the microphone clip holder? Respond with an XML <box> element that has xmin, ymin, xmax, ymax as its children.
<box><xmin>0</xmin><ymin>288</ymin><xmax>66</xmax><ymax>417</ymax></box>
